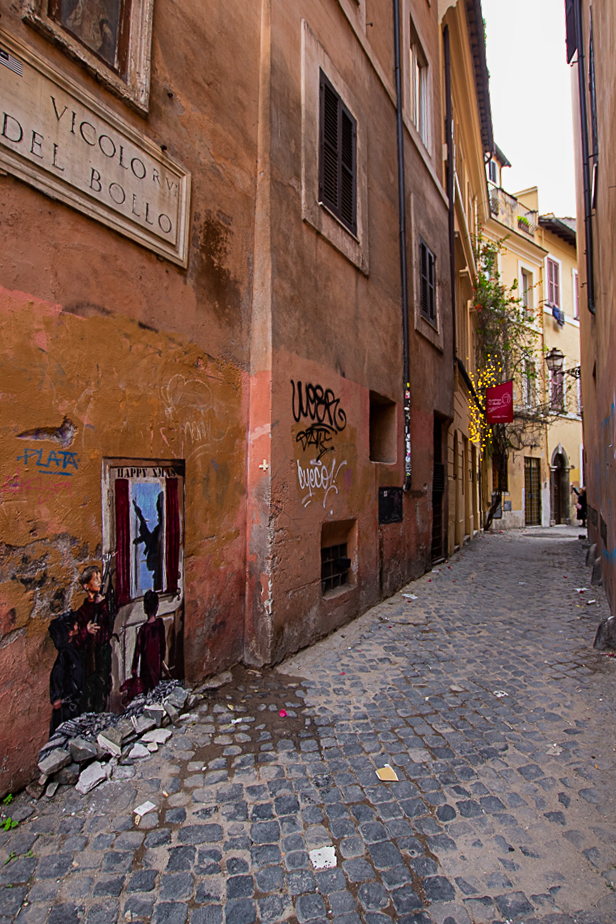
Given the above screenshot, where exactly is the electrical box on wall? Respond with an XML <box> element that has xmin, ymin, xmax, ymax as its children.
<box><xmin>378</xmin><ymin>487</ymin><xmax>403</xmax><ymax>524</ymax></box>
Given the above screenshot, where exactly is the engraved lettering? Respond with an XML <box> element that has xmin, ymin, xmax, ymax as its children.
<box><xmin>70</xmin><ymin>111</ymin><xmax>76</xmax><ymax>134</ymax></box>
<box><xmin>89</xmin><ymin>167</ymin><xmax>102</xmax><ymax>192</ymax></box>
<box><xmin>144</xmin><ymin>202</ymin><xmax>154</xmax><ymax>226</ymax></box>
<box><xmin>108</xmin><ymin>182</ymin><xmax>126</xmax><ymax>204</ymax></box>
<box><xmin>158</xmin><ymin>213</ymin><xmax>172</xmax><ymax>234</ymax></box>
<box><xmin>79</xmin><ymin>121</ymin><xmax>96</xmax><ymax>146</ymax></box>
<box><xmin>52</xmin><ymin>143</ymin><xmax>64</xmax><ymax>171</ymax></box>
<box><xmin>50</xmin><ymin>97</ymin><xmax>68</xmax><ymax>122</ymax></box>
<box><xmin>152</xmin><ymin>168</ymin><xmax>160</xmax><ymax>185</ymax></box>
<box><xmin>118</xmin><ymin>144</ymin><xmax>129</xmax><ymax>170</ymax></box>
<box><xmin>130</xmin><ymin>157</ymin><xmax>146</xmax><ymax>179</ymax></box>
<box><xmin>131</xmin><ymin>193</ymin><xmax>140</xmax><ymax>216</ymax></box>
<box><xmin>30</xmin><ymin>130</ymin><xmax>44</xmax><ymax>158</ymax></box>
<box><xmin>165</xmin><ymin>177</ymin><xmax>178</xmax><ymax>196</ymax></box>
<box><xmin>98</xmin><ymin>134</ymin><xmax>116</xmax><ymax>158</ymax></box>
<box><xmin>2</xmin><ymin>113</ymin><xmax>23</xmax><ymax>143</ymax></box>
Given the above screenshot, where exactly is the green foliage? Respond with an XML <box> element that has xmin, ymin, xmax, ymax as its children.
<box><xmin>1</xmin><ymin>818</ymin><xmax>18</xmax><ymax>831</ymax></box>
<box><xmin>2</xmin><ymin>794</ymin><xmax>13</xmax><ymax>806</ymax></box>
<box><xmin>474</xmin><ymin>233</ymin><xmax>539</xmax><ymax>387</ymax></box>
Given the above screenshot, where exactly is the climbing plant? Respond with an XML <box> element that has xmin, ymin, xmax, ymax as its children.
<box><xmin>469</xmin><ymin>234</ymin><xmax>564</xmax><ymax>530</ymax></box>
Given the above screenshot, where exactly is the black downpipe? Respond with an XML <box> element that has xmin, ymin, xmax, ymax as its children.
<box><xmin>443</xmin><ymin>26</ymin><xmax>457</xmax><ymax>357</ymax></box>
<box><xmin>573</xmin><ymin>0</ymin><xmax>595</xmax><ymax>314</ymax></box>
<box><xmin>393</xmin><ymin>0</ymin><xmax>412</xmax><ymax>489</ymax></box>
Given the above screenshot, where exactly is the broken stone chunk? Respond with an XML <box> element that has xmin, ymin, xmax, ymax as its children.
<box><xmin>144</xmin><ymin>704</ymin><xmax>165</xmax><ymax>727</ymax></box>
<box><xmin>26</xmin><ymin>781</ymin><xmax>45</xmax><ymax>800</ymax></box>
<box><xmin>111</xmin><ymin>764</ymin><xmax>136</xmax><ymax>781</ymax></box>
<box><xmin>128</xmin><ymin>743</ymin><xmax>150</xmax><ymax>760</ymax></box>
<box><xmin>141</xmin><ymin>728</ymin><xmax>172</xmax><ymax>745</ymax></box>
<box><xmin>163</xmin><ymin>701</ymin><xmax>180</xmax><ymax>725</ymax></box>
<box><xmin>54</xmin><ymin>762</ymin><xmax>80</xmax><ymax>786</ymax></box>
<box><xmin>69</xmin><ymin>737</ymin><xmax>99</xmax><ymax>764</ymax></box>
<box><xmin>38</xmin><ymin>748</ymin><xmax>71</xmax><ymax>777</ymax></box>
<box><xmin>76</xmin><ymin>761</ymin><xmax>107</xmax><ymax>795</ymax></box>
<box><xmin>131</xmin><ymin>715</ymin><xmax>156</xmax><ymax>736</ymax></box>
<box><xmin>97</xmin><ymin>727</ymin><xmax>123</xmax><ymax>757</ymax></box>
<box><xmin>45</xmin><ymin>781</ymin><xmax>59</xmax><ymax>799</ymax></box>
<box><xmin>165</xmin><ymin>686</ymin><xmax>189</xmax><ymax>709</ymax></box>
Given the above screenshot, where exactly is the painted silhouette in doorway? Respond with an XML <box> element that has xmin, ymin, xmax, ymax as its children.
<box><xmin>131</xmin><ymin>590</ymin><xmax>167</xmax><ymax>693</ymax></box>
<box><xmin>133</xmin><ymin>491</ymin><xmax>164</xmax><ymax>591</ymax></box>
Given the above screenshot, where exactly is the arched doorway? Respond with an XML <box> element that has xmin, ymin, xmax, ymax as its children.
<box><xmin>551</xmin><ymin>448</ymin><xmax>570</xmax><ymax>525</ymax></box>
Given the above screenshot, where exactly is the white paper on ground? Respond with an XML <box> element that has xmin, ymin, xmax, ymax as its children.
<box><xmin>309</xmin><ymin>846</ymin><xmax>337</xmax><ymax>869</ymax></box>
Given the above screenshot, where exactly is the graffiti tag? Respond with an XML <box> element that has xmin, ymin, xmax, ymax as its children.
<box><xmin>0</xmin><ymin>468</ymin><xmax>73</xmax><ymax>504</ymax></box>
<box><xmin>296</xmin><ymin>457</ymin><xmax>347</xmax><ymax>509</ymax></box>
<box><xmin>17</xmin><ymin>447</ymin><xmax>79</xmax><ymax>475</ymax></box>
<box><xmin>292</xmin><ymin>380</ymin><xmax>347</xmax><ymax>461</ymax></box>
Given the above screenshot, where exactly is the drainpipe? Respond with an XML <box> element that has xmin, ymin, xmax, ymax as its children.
<box><xmin>443</xmin><ymin>25</ymin><xmax>457</xmax><ymax>357</ymax></box>
<box><xmin>393</xmin><ymin>0</ymin><xmax>412</xmax><ymax>490</ymax></box>
<box><xmin>573</xmin><ymin>0</ymin><xmax>595</xmax><ymax>314</ymax></box>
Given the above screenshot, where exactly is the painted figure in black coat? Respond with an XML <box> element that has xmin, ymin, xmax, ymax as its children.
<box><xmin>49</xmin><ymin>611</ymin><xmax>85</xmax><ymax>735</ymax></box>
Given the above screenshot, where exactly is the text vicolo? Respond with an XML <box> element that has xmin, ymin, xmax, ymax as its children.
<box><xmin>1</xmin><ymin>94</ymin><xmax>180</xmax><ymax>241</ymax></box>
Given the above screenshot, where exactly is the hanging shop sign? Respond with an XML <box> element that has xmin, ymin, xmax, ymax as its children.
<box><xmin>486</xmin><ymin>380</ymin><xmax>514</xmax><ymax>424</ymax></box>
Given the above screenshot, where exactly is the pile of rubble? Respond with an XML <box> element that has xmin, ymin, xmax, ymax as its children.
<box><xmin>32</xmin><ymin>681</ymin><xmax>200</xmax><ymax>800</ymax></box>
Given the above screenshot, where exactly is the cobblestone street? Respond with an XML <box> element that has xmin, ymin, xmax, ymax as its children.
<box><xmin>2</xmin><ymin>527</ymin><xmax>616</xmax><ymax>924</ymax></box>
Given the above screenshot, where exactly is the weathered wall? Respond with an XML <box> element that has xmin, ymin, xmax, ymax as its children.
<box><xmin>0</xmin><ymin>0</ymin><xmax>260</xmax><ymax>794</ymax></box>
<box><xmin>575</xmin><ymin>0</ymin><xmax>616</xmax><ymax>613</ymax></box>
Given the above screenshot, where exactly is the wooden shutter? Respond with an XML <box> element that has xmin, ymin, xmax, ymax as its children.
<box><xmin>319</xmin><ymin>70</ymin><xmax>357</xmax><ymax>235</ymax></box>
<box><xmin>553</xmin><ymin>261</ymin><xmax>560</xmax><ymax>307</ymax></box>
<box><xmin>420</xmin><ymin>239</ymin><xmax>436</xmax><ymax>322</ymax></box>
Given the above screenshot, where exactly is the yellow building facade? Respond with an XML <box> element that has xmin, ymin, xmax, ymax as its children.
<box><xmin>485</xmin><ymin>158</ymin><xmax>582</xmax><ymax>529</ymax></box>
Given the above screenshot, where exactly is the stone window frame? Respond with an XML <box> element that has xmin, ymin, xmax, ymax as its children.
<box><xmin>301</xmin><ymin>19</ymin><xmax>369</xmax><ymax>275</ymax></box>
<box><xmin>22</xmin><ymin>0</ymin><xmax>154</xmax><ymax>115</ymax></box>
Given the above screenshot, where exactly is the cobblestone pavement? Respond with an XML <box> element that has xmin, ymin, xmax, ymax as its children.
<box><xmin>2</xmin><ymin>527</ymin><xmax>616</xmax><ymax>924</ymax></box>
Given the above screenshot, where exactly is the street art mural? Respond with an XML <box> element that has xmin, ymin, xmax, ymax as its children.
<box><xmin>46</xmin><ymin>460</ymin><xmax>185</xmax><ymax>738</ymax></box>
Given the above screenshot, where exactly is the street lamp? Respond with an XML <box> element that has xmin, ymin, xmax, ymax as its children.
<box><xmin>545</xmin><ymin>347</ymin><xmax>564</xmax><ymax>374</ymax></box>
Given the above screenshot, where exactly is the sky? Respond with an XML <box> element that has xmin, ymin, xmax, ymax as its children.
<box><xmin>482</xmin><ymin>0</ymin><xmax>577</xmax><ymax>217</ymax></box>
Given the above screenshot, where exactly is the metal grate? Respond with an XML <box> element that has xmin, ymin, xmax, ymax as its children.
<box><xmin>321</xmin><ymin>543</ymin><xmax>350</xmax><ymax>595</ymax></box>
<box><xmin>524</xmin><ymin>457</ymin><xmax>541</xmax><ymax>526</ymax></box>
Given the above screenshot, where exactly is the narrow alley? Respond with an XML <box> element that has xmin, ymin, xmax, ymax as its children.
<box><xmin>2</xmin><ymin>528</ymin><xmax>615</xmax><ymax>924</ymax></box>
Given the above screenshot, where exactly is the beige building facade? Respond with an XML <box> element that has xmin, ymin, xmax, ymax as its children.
<box><xmin>485</xmin><ymin>156</ymin><xmax>582</xmax><ymax>530</ymax></box>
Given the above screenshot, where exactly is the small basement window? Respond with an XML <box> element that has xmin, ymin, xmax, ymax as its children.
<box><xmin>369</xmin><ymin>391</ymin><xmax>397</xmax><ymax>463</ymax></box>
<box><xmin>321</xmin><ymin>543</ymin><xmax>351</xmax><ymax>594</ymax></box>
<box><xmin>321</xmin><ymin>519</ymin><xmax>356</xmax><ymax>596</ymax></box>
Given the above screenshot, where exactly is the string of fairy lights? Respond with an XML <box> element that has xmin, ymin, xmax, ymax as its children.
<box><xmin>469</xmin><ymin>354</ymin><xmax>502</xmax><ymax>458</ymax></box>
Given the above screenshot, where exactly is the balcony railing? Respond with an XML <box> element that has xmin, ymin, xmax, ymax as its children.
<box><xmin>489</xmin><ymin>184</ymin><xmax>539</xmax><ymax>237</ymax></box>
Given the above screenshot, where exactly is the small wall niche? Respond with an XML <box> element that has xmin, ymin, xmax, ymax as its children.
<box><xmin>321</xmin><ymin>519</ymin><xmax>357</xmax><ymax>596</ymax></box>
<box><xmin>369</xmin><ymin>391</ymin><xmax>397</xmax><ymax>463</ymax></box>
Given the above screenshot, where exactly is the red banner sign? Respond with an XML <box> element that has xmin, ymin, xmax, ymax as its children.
<box><xmin>486</xmin><ymin>380</ymin><xmax>514</xmax><ymax>424</ymax></box>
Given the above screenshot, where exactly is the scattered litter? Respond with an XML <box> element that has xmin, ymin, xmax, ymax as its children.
<box><xmin>376</xmin><ymin>764</ymin><xmax>399</xmax><ymax>782</ymax></box>
<box><xmin>134</xmin><ymin>800</ymin><xmax>156</xmax><ymax>818</ymax></box>
<box><xmin>431</xmin><ymin>568</ymin><xmax>441</xmax><ymax>573</ymax></box>
<box><xmin>339</xmin><ymin>672</ymin><xmax>346</xmax><ymax>676</ymax></box>
<box><xmin>309</xmin><ymin>846</ymin><xmax>337</xmax><ymax>869</ymax></box>
<box><xmin>162</xmin><ymin>792</ymin><xmax>169</xmax><ymax>798</ymax></box>
<box><xmin>518</xmin><ymin>582</ymin><xmax>526</xmax><ymax>585</ymax></box>
<box><xmin>547</xmin><ymin>743</ymin><xmax>563</xmax><ymax>756</ymax></box>
<box><xmin>227</xmin><ymin>704</ymin><xmax>235</xmax><ymax>711</ymax></box>
<box><xmin>587</xmin><ymin>600</ymin><xmax>597</xmax><ymax>605</ymax></box>
<box><xmin>493</xmin><ymin>691</ymin><xmax>509</xmax><ymax>698</ymax></box>
<box><xmin>402</xmin><ymin>593</ymin><xmax>418</xmax><ymax>600</ymax></box>
<box><xmin>576</xmin><ymin>588</ymin><xmax>588</xmax><ymax>593</ymax></box>
<box><xmin>230</xmin><ymin>718</ymin><xmax>243</xmax><ymax>725</ymax></box>
<box><xmin>279</xmin><ymin>710</ymin><xmax>287</xmax><ymax>717</ymax></box>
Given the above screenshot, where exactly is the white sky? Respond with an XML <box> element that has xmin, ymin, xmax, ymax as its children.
<box><xmin>482</xmin><ymin>0</ymin><xmax>577</xmax><ymax>217</ymax></box>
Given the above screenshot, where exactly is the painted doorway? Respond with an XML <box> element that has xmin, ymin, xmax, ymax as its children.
<box><xmin>551</xmin><ymin>451</ymin><xmax>570</xmax><ymax>524</ymax></box>
<box><xmin>103</xmin><ymin>460</ymin><xmax>185</xmax><ymax>710</ymax></box>
<box><xmin>524</xmin><ymin>457</ymin><xmax>541</xmax><ymax>526</ymax></box>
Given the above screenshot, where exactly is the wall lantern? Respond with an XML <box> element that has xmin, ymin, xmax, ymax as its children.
<box><xmin>545</xmin><ymin>347</ymin><xmax>565</xmax><ymax>374</ymax></box>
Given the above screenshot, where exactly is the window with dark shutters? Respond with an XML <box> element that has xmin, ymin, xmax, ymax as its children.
<box><xmin>319</xmin><ymin>70</ymin><xmax>357</xmax><ymax>235</ymax></box>
<box><xmin>419</xmin><ymin>238</ymin><xmax>436</xmax><ymax>323</ymax></box>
